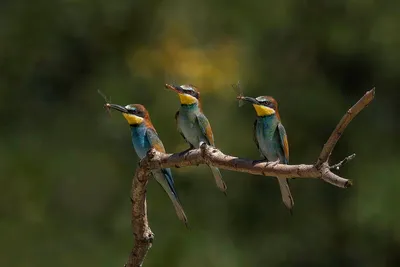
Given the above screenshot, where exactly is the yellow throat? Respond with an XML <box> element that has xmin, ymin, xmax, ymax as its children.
<box><xmin>179</xmin><ymin>93</ymin><xmax>197</xmax><ymax>105</ymax></box>
<box><xmin>123</xmin><ymin>113</ymin><xmax>144</xmax><ymax>125</ymax></box>
<box><xmin>253</xmin><ymin>104</ymin><xmax>275</xmax><ymax>116</ymax></box>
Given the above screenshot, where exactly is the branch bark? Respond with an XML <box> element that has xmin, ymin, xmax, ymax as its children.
<box><xmin>124</xmin><ymin>167</ymin><xmax>154</xmax><ymax>267</ymax></box>
<box><xmin>124</xmin><ymin>88</ymin><xmax>375</xmax><ymax>267</ymax></box>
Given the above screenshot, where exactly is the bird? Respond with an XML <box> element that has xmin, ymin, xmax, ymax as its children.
<box><xmin>105</xmin><ymin>102</ymin><xmax>188</xmax><ymax>225</ymax></box>
<box><xmin>239</xmin><ymin>95</ymin><xmax>294</xmax><ymax>211</ymax></box>
<box><xmin>165</xmin><ymin>84</ymin><xmax>227</xmax><ymax>194</ymax></box>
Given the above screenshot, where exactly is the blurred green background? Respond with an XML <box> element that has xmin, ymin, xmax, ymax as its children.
<box><xmin>1</xmin><ymin>0</ymin><xmax>399</xmax><ymax>266</ymax></box>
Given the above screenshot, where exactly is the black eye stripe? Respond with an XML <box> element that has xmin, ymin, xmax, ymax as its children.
<box><xmin>187</xmin><ymin>90</ymin><xmax>198</xmax><ymax>98</ymax></box>
<box><xmin>128</xmin><ymin>109</ymin><xmax>141</xmax><ymax>115</ymax></box>
<box><xmin>260</xmin><ymin>101</ymin><xmax>275</xmax><ymax>109</ymax></box>
<box><xmin>179</xmin><ymin>86</ymin><xmax>199</xmax><ymax>98</ymax></box>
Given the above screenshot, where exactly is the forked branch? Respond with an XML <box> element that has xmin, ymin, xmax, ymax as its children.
<box><xmin>124</xmin><ymin>88</ymin><xmax>375</xmax><ymax>267</ymax></box>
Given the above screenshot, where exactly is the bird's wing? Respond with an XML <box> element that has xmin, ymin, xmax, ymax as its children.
<box><xmin>277</xmin><ymin>122</ymin><xmax>289</xmax><ymax>163</ymax></box>
<box><xmin>160</xmin><ymin>168</ymin><xmax>178</xmax><ymax>197</ymax></box>
<box><xmin>195</xmin><ymin>113</ymin><xmax>214</xmax><ymax>146</ymax></box>
<box><xmin>253</xmin><ymin>120</ymin><xmax>266</xmax><ymax>159</ymax></box>
<box><xmin>253</xmin><ymin>120</ymin><xmax>260</xmax><ymax>151</ymax></box>
<box><xmin>146</xmin><ymin>127</ymin><xmax>187</xmax><ymax>224</ymax></box>
<box><xmin>145</xmin><ymin>128</ymin><xmax>178</xmax><ymax>194</ymax></box>
<box><xmin>145</xmin><ymin>127</ymin><xmax>166</xmax><ymax>153</ymax></box>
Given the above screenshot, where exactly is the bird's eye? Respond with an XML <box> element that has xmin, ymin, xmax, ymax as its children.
<box><xmin>265</xmin><ymin>101</ymin><xmax>275</xmax><ymax>108</ymax></box>
<box><xmin>185</xmin><ymin>90</ymin><xmax>197</xmax><ymax>98</ymax></box>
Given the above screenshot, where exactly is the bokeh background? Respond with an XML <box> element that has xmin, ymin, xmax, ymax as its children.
<box><xmin>1</xmin><ymin>0</ymin><xmax>399</xmax><ymax>266</ymax></box>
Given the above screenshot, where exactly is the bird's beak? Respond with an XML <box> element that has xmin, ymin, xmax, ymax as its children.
<box><xmin>165</xmin><ymin>84</ymin><xmax>183</xmax><ymax>94</ymax></box>
<box><xmin>105</xmin><ymin>103</ymin><xmax>128</xmax><ymax>113</ymax></box>
<box><xmin>239</xmin><ymin>96</ymin><xmax>259</xmax><ymax>105</ymax></box>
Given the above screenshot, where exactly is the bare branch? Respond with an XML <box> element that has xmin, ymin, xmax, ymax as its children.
<box><xmin>146</xmin><ymin>145</ymin><xmax>347</xmax><ymax>187</ymax></box>
<box><xmin>320</xmin><ymin>163</ymin><xmax>352</xmax><ymax>188</ymax></box>
<box><xmin>316</xmin><ymin>88</ymin><xmax>375</xmax><ymax>167</ymax></box>
<box><xmin>124</xmin><ymin>167</ymin><xmax>154</xmax><ymax>267</ymax></box>
<box><xmin>124</xmin><ymin>89</ymin><xmax>375</xmax><ymax>267</ymax></box>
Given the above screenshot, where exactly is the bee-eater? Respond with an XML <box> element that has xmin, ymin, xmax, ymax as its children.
<box><xmin>105</xmin><ymin>103</ymin><xmax>188</xmax><ymax>225</ymax></box>
<box><xmin>239</xmin><ymin>95</ymin><xmax>294</xmax><ymax>211</ymax></box>
<box><xmin>165</xmin><ymin>84</ymin><xmax>227</xmax><ymax>193</ymax></box>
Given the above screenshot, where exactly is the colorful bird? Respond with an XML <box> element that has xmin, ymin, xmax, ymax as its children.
<box><xmin>165</xmin><ymin>84</ymin><xmax>227</xmax><ymax>193</ymax></box>
<box><xmin>105</xmin><ymin>102</ymin><xmax>188</xmax><ymax>225</ymax></box>
<box><xmin>239</xmin><ymin>95</ymin><xmax>294</xmax><ymax>211</ymax></box>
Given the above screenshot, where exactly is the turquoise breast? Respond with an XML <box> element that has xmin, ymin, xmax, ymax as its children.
<box><xmin>130</xmin><ymin>124</ymin><xmax>150</xmax><ymax>159</ymax></box>
<box><xmin>177</xmin><ymin>104</ymin><xmax>206</xmax><ymax>147</ymax></box>
<box><xmin>255</xmin><ymin>115</ymin><xmax>282</xmax><ymax>161</ymax></box>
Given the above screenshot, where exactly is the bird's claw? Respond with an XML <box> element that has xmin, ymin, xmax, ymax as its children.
<box><xmin>267</xmin><ymin>159</ymin><xmax>280</xmax><ymax>167</ymax></box>
<box><xmin>199</xmin><ymin>141</ymin><xmax>207</xmax><ymax>149</ymax></box>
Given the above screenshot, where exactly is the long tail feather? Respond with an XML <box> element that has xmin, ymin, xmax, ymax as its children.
<box><xmin>171</xmin><ymin>197</ymin><xmax>189</xmax><ymax>228</ymax></box>
<box><xmin>153</xmin><ymin>170</ymin><xmax>188</xmax><ymax>226</ymax></box>
<box><xmin>277</xmin><ymin>178</ymin><xmax>294</xmax><ymax>211</ymax></box>
<box><xmin>209</xmin><ymin>166</ymin><xmax>227</xmax><ymax>193</ymax></box>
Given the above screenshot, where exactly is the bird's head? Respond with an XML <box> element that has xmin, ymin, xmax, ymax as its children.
<box><xmin>239</xmin><ymin>95</ymin><xmax>280</xmax><ymax>118</ymax></box>
<box><xmin>105</xmin><ymin>103</ymin><xmax>150</xmax><ymax>125</ymax></box>
<box><xmin>165</xmin><ymin>84</ymin><xmax>200</xmax><ymax>105</ymax></box>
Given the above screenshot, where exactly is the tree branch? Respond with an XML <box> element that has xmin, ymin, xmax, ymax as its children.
<box><xmin>124</xmin><ymin>167</ymin><xmax>154</xmax><ymax>267</ymax></box>
<box><xmin>124</xmin><ymin>88</ymin><xmax>375</xmax><ymax>267</ymax></box>
<box><xmin>316</xmin><ymin>88</ymin><xmax>375</xmax><ymax>167</ymax></box>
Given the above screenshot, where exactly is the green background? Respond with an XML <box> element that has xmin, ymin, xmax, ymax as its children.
<box><xmin>1</xmin><ymin>0</ymin><xmax>399</xmax><ymax>266</ymax></box>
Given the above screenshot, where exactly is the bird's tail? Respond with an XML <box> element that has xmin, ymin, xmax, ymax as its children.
<box><xmin>209</xmin><ymin>166</ymin><xmax>227</xmax><ymax>194</ymax></box>
<box><xmin>153</xmin><ymin>170</ymin><xmax>188</xmax><ymax>226</ymax></box>
<box><xmin>170</xmin><ymin>196</ymin><xmax>188</xmax><ymax>227</ymax></box>
<box><xmin>277</xmin><ymin>178</ymin><xmax>294</xmax><ymax>211</ymax></box>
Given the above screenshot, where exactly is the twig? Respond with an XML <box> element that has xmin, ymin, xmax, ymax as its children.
<box><xmin>123</xmin><ymin>88</ymin><xmax>375</xmax><ymax>267</ymax></box>
<box><xmin>330</xmin><ymin>153</ymin><xmax>356</xmax><ymax>170</ymax></box>
<box><xmin>316</xmin><ymin>88</ymin><xmax>375</xmax><ymax>167</ymax></box>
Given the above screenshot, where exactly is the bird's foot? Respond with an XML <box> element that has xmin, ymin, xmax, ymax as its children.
<box><xmin>199</xmin><ymin>141</ymin><xmax>208</xmax><ymax>149</ymax></box>
<box><xmin>267</xmin><ymin>159</ymin><xmax>281</xmax><ymax>167</ymax></box>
